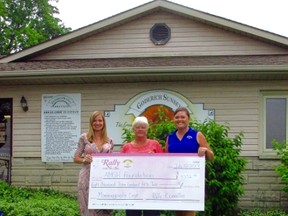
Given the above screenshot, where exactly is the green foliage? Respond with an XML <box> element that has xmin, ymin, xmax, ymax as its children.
<box><xmin>273</xmin><ymin>140</ymin><xmax>288</xmax><ymax>192</ymax></box>
<box><xmin>122</xmin><ymin>110</ymin><xmax>247</xmax><ymax>216</ymax></box>
<box><xmin>0</xmin><ymin>0</ymin><xmax>71</xmax><ymax>55</ymax></box>
<box><xmin>0</xmin><ymin>180</ymin><xmax>79</xmax><ymax>216</ymax></box>
<box><xmin>194</xmin><ymin>121</ymin><xmax>247</xmax><ymax>216</ymax></box>
<box><xmin>112</xmin><ymin>210</ymin><xmax>125</xmax><ymax>216</ymax></box>
<box><xmin>1</xmin><ymin>180</ymin><xmax>287</xmax><ymax>216</ymax></box>
<box><xmin>122</xmin><ymin>127</ymin><xmax>135</xmax><ymax>144</ymax></box>
<box><xmin>146</xmin><ymin>108</ymin><xmax>176</xmax><ymax>148</ymax></box>
<box><xmin>239</xmin><ymin>208</ymin><xmax>288</xmax><ymax>216</ymax></box>
<box><xmin>147</xmin><ymin>109</ymin><xmax>176</xmax><ymax>147</ymax></box>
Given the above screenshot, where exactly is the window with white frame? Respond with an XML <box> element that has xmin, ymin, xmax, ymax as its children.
<box><xmin>260</xmin><ymin>92</ymin><xmax>288</xmax><ymax>158</ymax></box>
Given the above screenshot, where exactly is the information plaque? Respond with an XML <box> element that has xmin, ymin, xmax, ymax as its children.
<box><xmin>88</xmin><ymin>153</ymin><xmax>205</xmax><ymax>211</ymax></box>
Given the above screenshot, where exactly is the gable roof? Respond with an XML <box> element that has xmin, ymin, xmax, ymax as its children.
<box><xmin>1</xmin><ymin>0</ymin><xmax>288</xmax><ymax>63</ymax></box>
<box><xmin>1</xmin><ymin>0</ymin><xmax>288</xmax><ymax>86</ymax></box>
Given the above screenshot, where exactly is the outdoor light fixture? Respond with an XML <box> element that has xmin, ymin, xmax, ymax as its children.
<box><xmin>20</xmin><ymin>96</ymin><xmax>29</xmax><ymax>112</ymax></box>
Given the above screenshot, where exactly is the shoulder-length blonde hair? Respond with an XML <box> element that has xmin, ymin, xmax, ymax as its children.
<box><xmin>87</xmin><ymin>111</ymin><xmax>108</xmax><ymax>144</ymax></box>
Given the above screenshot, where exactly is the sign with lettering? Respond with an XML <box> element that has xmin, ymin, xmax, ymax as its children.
<box><xmin>41</xmin><ymin>94</ymin><xmax>81</xmax><ymax>162</ymax></box>
<box><xmin>88</xmin><ymin>153</ymin><xmax>205</xmax><ymax>211</ymax></box>
<box><xmin>105</xmin><ymin>89</ymin><xmax>214</xmax><ymax>145</ymax></box>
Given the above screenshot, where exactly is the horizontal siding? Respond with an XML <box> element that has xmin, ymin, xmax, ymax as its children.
<box><xmin>33</xmin><ymin>11</ymin><xmax>288</xmax><ymax>60</ymax></box>
<box><xmin>3</xmin><ymin>81</ymin><xmax>288</xmax><ymax>210</ymax></box>
<box><xmin>1</xmin><ymin>79</ymin><xmax>287</xmax><ymax>158</ymax></box>
<box><xmin>11</xmin><ymin>158</ymin><xmax>79</xmax><ymax>194</ymax></box>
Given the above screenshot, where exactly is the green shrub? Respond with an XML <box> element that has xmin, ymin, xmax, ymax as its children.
<box><xmin>195</xmin><ymin>120</ymin><xmax>247</xmax><ymax>216</ymax></box>
<box><xmin>0</xmin><ymin>180</ymin><xmax>79</xmax><ymax>216</ymax></box>
<box><xmin>273</xmin><ymin>140</ymin><xmax>288</xmax><ymax>193</ymax></box>
<box><xmin>122</xmin><ymin>109</ymin><xmax>247</xmax><ymax>216</ymax></box>
<box><xmin>239</xmin><ymin>208</ymin><xmax>288</xmax><ymax>216</ymax></box>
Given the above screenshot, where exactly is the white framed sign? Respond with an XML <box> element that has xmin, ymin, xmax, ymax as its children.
<box><xmin>88</xmin><ymin>153</ymin><xmax>205</xmax><ymax>211</ymax></box>
<box><xmin>41</xmin><ymin>94</ymin><xmax>81</xmax><ymax>162</ymax></box>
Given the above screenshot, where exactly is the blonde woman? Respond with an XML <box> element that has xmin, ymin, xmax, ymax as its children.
<box><xmin>74</xmin><ymin>111</ymin><xmax>113</xmax><ymax>216</ymax></box>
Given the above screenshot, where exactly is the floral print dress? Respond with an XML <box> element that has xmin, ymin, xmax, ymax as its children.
<box><xmin>74</xmin><ymin>133</ymin><xmax>114</xmax><ymax>216</ymax></box>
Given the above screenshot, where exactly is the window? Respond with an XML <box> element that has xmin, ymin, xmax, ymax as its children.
<box><xmin>150</xmin><ymin>23</ymin><xmax>171</xmax><ymax>45</ymax></box>
<box><xmin>260</xmin><ymin>92</ymin><xmax>288</xmax><ymax>158</ymax></box>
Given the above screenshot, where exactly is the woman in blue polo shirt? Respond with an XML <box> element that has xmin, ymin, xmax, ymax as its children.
<box><xmin>166</xmin><ymin>107</ymin><xmax>214</xmax><ymax>216</ymax></box>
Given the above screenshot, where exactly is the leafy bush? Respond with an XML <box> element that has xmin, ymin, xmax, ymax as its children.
<box><xmin>122</xmin><ymin>109</ymin><xmax>247</xmax><ymax>216</ymax></box>
<box><xmin>0</xmin><ymin>180</ymin><xmax>79</xmax><ymax>216</ymax></box>
<box><xmin>195</xmin><ymin>120</ymin><xmax>247</xmax><ymax>216</ymax></box>
<box><xmin>273</xmin><ymin>140</ymin><xmax>288</xmax><ymax>192</ymax></box>
<box><xmin>239</xmin><ymin>208</ymin><xmax>288</xmax><ymax>216</ymax></box>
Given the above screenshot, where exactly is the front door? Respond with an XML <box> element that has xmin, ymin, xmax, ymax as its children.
<box><xmin>0</xmin><ymin>99</ymin><xmax>12</xmax><ymax>184</ymax></box>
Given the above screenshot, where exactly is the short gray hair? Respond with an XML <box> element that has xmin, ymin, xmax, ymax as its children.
<box><xmin>132</xmin><ymin>116</ymin><xmax>149</xmax><ymax>128</ymax></box>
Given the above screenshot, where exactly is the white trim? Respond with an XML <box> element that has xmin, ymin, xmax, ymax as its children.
<box><xmin>259</xmin><ymin>91</ymin><xmax>288</xmax><ymax>159</ymax></box>
<box><xmin>0</xmin><ymin>65</ymin><xmax>288</xmax><ymax>78</ymax></box>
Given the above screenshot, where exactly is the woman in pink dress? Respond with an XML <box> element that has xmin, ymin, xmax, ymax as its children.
<box><xmin>121</xmin><ymin>116</ymin><xmax>163</xmax><ymax>216</ymax></box>
<box><xmin>74</xmin><ymin>111</ymin><xmax>114</xmax><ymax>216</ymax></box>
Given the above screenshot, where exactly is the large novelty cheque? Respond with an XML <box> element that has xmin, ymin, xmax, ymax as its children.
<box><xmin>88</xmin><ymin>153</ymin><xmax>205</xmax><ymax>211</ymax></box>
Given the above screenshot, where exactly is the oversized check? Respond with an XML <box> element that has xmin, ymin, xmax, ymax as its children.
<box><xmin>88</xmin><ymin>153</ymin><xmax>205</xmax><ymax>211</ymax></box>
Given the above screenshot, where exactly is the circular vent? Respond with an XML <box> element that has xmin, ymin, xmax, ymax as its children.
<box><xmin>150</xmin><ymin>23</ymin><xmax>171</xmax><ymax>45</ymax></box>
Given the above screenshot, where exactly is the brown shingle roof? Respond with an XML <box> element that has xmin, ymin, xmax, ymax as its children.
<box><xmin>1</xmin><ymin>55</ymin><xmax>288</xmax><ymax>71</ymax></box>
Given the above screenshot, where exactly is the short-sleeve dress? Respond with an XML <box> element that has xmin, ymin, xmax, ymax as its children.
<box><xmin>74</xmin><ymin>133</ymin><xmax>114</xmax><ymax>216</ymax></box>
<box><xmin>120</xmin><ymin>139</ymin><xmax>163</xmax><ymax>216</ymax></box>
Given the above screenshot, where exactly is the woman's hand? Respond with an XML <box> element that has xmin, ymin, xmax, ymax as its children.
<box><xmin>198</xmin><ymin>147</ymin><xmax>207</xmax><ymax>157</ymax></box>
<box><xmin>83</xmin><ymin>154</ymin><xmax>93</xmax><ymax>164</ymax></box>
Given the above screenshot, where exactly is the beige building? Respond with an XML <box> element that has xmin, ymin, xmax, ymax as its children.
<box><xmin>1</xmin><ymin>0</ymin><xmax>288</xmax><ymax>211</ymax></box>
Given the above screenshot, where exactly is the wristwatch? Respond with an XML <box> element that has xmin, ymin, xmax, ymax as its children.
<box><xmin>82</xmin><ymin>158</ymin><xmax>86</xmax><ymax>163</ymax></box>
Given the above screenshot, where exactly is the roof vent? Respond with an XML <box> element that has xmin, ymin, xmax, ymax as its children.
<box><xmin>150</xmin><ymin>23</ymin><xmax>171</xmax><ymax>45</ymax></box>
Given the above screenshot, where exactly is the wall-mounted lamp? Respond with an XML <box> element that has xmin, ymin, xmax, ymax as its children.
<box><xmin>20</xmin><ymin>96</ymin><xmax>29</xmax><ymax>112</ymax></box>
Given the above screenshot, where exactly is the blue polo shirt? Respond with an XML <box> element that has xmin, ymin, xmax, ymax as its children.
<box><xmin>167</xmin><ymin>127</ymin><xmax>199</xmax><ymax>153</ymax></box>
